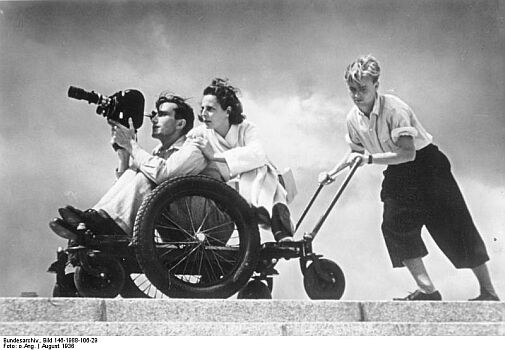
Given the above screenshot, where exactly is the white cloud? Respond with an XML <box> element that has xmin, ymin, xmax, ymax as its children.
<box><xmin>241</xmin><ymin>91</ymin><xmax>350</xmax><ymax>171</ymax></box>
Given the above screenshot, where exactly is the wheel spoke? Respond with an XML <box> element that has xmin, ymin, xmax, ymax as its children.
<box><xmin>155</xmin><ymin>241</ymin><xmax>197</xmax><ymax>247</ymax></box>
<box><xmin>167</xmin><ymin>243</ymin><xmax>202</xmax><ymax>272</ymax></box>
<box><xmin>196</xmin><ymin>248</ymin><xmax>205</xmax><ymax>283</ymax></box>
<box><xmin>159</xmin><ymin>212</ymin><xmax>194</xmax><ymax>239</ymax></box>
<box><xmin>204</xmin><ymin>247</ymin><xmax>238</xmax><ymax>264</ymax></box>
<box><xmin>205</xmin><ymin>232</ymin><xmax>233</xmax><ymax>245</ymax></box>
<box><xmin>184</xmin><ymin>197</ymin><xmax>198</xmax><ymax>234</ymax></box>
<box><xmin>205</xmin><ymin>248</ymin><xmax>227</xmax><ymax>277</ymax></box>
<box><xmin>157</xmin><ymin>246</ymin><xmax>178</xmax><ymax>260</ymax></box>
<box><xmin>202</xmin><ymin>248</ymin><xmax>219</xmax><ymax>282</ymax></box>
<box><xmin>200</xmin><ymin>221</ymin><xmax>235</xmax><ymax>234</ymax></box>
<box><xmin>154</xmin><ymin>224</ymin><xmax>192</xmax><ymax>236</ymax></box>
<box><xmin>195</xmin><ymin>206</ymin><xmax>212</xmax><ymax>233</ymax></box>
<box><xmin>181</xmin><ymin>245</ymin><xmax>194</xmax><ymax>277</ymax></box>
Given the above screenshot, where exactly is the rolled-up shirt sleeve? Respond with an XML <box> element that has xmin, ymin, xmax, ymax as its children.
<box><xmin>389</xmin><ymin>106</ymin><xmax>419</xmax><ymax>144</ymax></box>
<box><xmin>218</xmin><ymin>124</ymin><xmax>267</xmax><ymax>177</ymax></box>
<box><xmin>130</xmin><ymin>144</ymin><xmax>207</xmax><ymax>185</ymax></box>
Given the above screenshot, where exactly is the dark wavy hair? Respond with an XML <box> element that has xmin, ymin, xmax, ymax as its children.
<box><xmin>200</xmin><ymin>78</ymin><xmax>245</xmax><ymax>125</ymax></box>
<box><xmin>155</xmin><ymin>91</ymin><xmax>194</xmax><ymax>134</ymax></box>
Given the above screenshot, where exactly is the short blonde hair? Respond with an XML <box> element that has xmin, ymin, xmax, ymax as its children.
<box><xmin>344</xmin><ymin>54</ymin><xmax>381</xmax><ymax>84</ymax></box>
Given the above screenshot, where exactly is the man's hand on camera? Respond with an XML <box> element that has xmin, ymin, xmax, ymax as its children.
<box><xmin>109</xmin><ymin>119</ymin><xmax>136</xmax><ymax>153</ymax></box>
<box><xmin>117</xmin><ymin>148</ymin><xmax>130</xmax><ymax>163</ymax></box>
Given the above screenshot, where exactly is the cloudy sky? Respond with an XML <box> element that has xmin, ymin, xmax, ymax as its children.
<box><xmin>0</xmin><ymin>0</ymin><xmax>504</xmax><ymax>300</ymax></box>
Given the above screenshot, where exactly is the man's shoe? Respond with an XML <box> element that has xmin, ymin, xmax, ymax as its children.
<box><xmin>80</xmin><ymin>209</ymin><xmax>110</xmax><ymax>235</ymax></box>
<box><xmin>469</xmin><ymin>289</ymin><xmax>500</xmax><ymax>301</ymax></box>
<box><xmin>97</xmin><ymin>209</ymin><xmax>127</xmax><ymax>236</ymax></box>
<box><xmin>65</xmin><ymin>205</ymin><xmax>84</xmax><ymax>216</ymax></box>
<box><xmin>58</xmin><ymin>207</ymin><xmax>84</xmax><ymax>228</ymax></box>
<box><xmin>394</xmin><ymin>290</ymin><xmax>442</xmax><ymax>301</ymax></box>
<box><xmin>49</xmin><ymin>218</ymin><xmax>79</xmax><ymax>240</ymax></box>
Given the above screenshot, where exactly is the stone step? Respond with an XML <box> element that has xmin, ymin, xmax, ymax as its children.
<box><xmin>1</xmin><ymin>298</ymin><xmax>504</xmax><ymax>336</ymax></box>
<box><xmin>1</xmin><ymin>321</ymin><xmax>504</xmax><ymax>336</ymax></box>
<box><xmin>1</xmin><ymin>298</ymin><xmax>503</xmax><ymax>323</ymax></box>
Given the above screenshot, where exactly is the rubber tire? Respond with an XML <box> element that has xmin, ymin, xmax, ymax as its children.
<box><xmin>237</xmin><ymin>279</ymin><xmax>272</xmax><ymax>299</ymax></box>
<box><xmin>74</xmin><ymin>255</ymin><xmax>125</xmax><ymax>298</ymax></box>
<box><xmin>52</xmin><ymin>272</ymin><xmax>79</xmax><ymax>297</ymax></box>
<box><xmin>303</xmin><ymin>258</ymin><xmax>345</xmax><ymax>300</ymax></box>
<box><xmin>133</xmin><ymin>175</ymin><xmax>260</xmax><ymax>299</ymax></box>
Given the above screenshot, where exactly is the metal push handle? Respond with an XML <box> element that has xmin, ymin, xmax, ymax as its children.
<box><xmin>295</xmin><ymin>184</ymin><xmax>324</xmax><ymax>232</ymax></box>
<box><xmin>305</xmin><ymin>156</ymin><xmax>362</xmax><ymax>240</ymax></box>
<box><xmin>295</xmin><ymin>160</ymin><xmax>353</xmax><ymax>232</ymax></box>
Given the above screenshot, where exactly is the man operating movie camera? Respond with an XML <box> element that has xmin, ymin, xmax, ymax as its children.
<box><xmin>50</xmin><ymin>88</ymin><xmax>213</xmax><ymax>240</ymax></box>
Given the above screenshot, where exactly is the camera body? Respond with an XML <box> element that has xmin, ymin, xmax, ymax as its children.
<box><xmin>68</xmin><ymin>86</ymin><xmax>145</xmax><ymax>130</ymax></box>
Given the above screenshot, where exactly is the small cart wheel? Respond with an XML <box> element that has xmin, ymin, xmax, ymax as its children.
<box><xmin>52</xmin><ymin>272</ymin><xmax>79</xmax><ymax>297</ymax></box>
<box><xmin>74</xmin><ymin>255</ymin><xmax>125</xmax><ymax>298</ymax></box>
<box><xmin>237</xmin><ymin>279</ymin><xmax>272</xmax><ymax>299</ymax></box>
<box><xmin>303</xmin><ymin>258</ymin><xmax>345</xmax><ymax>300</ymax></box>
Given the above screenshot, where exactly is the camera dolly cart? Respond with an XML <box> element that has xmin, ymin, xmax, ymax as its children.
<box><xmin>48</xmin><ymin>158</ymin><xmax>361</xmax><ymax>299</ymax></box>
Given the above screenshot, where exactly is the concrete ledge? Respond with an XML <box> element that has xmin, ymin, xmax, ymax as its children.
<box><xmin>105</xmin><ymin>299</ymin><xmax>362</xmax><ymax>322</ymax></box>
<box><xmin>1</xmin><ymin>322</ymin><xmax>504</xmax><ymax>336</ymax></box>
<box><xmin>0</xmin><ymin>298</ymin><xmax>104</xmax><ymax>322</ymax></box>
<box><xmin>361</xmin><ymin>301</ymin><xmax>505</xmax><ymax>322</ymax></box>
<box><xmin>0</xmin><ymin>298</ymin><xmax>505</xmax><ymax>323</ymax></box>
<box><xmin>1</xmin><ymin>298</ymin><xmax>504</xmax><ymax>324</ymax></box>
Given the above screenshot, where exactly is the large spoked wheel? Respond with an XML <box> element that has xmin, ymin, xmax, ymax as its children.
<box><xmin>303</xmin><ymin>258</ymin><xmax>345</xmax><ymax>300</ymax></box>
<box><xmin>133</xmin><ymin>175</ymin><xmax>260</xmax><ymax>299</ymax></box>
<box><xmin>74</xmin><ymin>255</ymin><xmax>125</xmax><ymax>298</ymax></box>
<box><xmin>237</xmin><ymin>279</ymin><xmax>272</xmax><ymax>299</ymax></box>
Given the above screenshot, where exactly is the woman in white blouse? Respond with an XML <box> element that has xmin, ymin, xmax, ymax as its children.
<box><xmin>189</xmin><ymin>78</ymin><xmax>294</xmax><ymax>242</ymax></box>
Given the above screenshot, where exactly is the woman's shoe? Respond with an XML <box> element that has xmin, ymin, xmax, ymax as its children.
<box><xmin>278</xmin><ymin>236</ymin><xmax>294</xmax><ymax>243</ymax></box>
<box><xmin>271</xmin><ymin>203</ymin><xmax>294</xmax><ymax>242</ymax></box>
